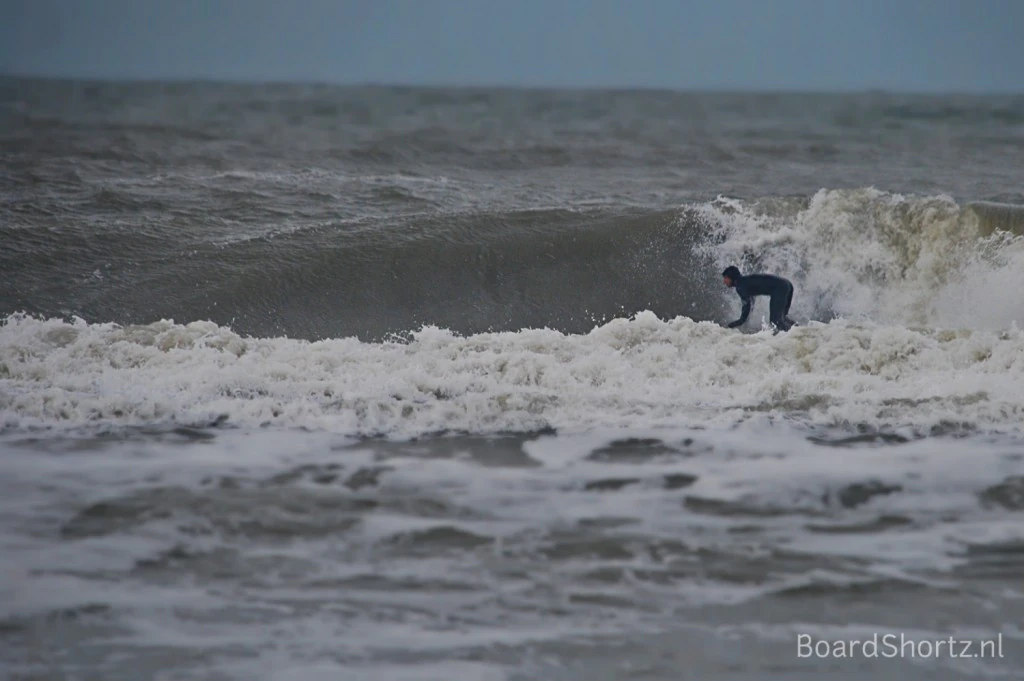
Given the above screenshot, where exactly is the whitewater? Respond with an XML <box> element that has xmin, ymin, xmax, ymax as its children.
<box><xmin>3</xmin><ymin>312</ymin><xmax>1024</xmax><ymax>437</ymax></box>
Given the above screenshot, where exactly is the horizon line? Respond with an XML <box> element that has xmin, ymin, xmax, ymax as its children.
<box><xmin>2</xmin><ymin>71</ymin><xmax>1022</xmax><ymax>98</ymax></box>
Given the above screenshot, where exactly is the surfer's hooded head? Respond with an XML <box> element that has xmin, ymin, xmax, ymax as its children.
<box><xmin>722</xmin><ymin>266</ymin><xmax>741</xmax><ymax>287</ymax></box>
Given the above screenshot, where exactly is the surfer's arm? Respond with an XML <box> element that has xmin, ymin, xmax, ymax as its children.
<box><xmin>727</xmin><ymin>296</ymin><xmax>751</xmax><ymax>328</ymax></box>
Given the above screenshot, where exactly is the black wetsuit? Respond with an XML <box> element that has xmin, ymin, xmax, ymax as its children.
<box><xmin>727</xmin><ymin>273</ymin><xmax>795</xmax><ymax>331</ymax></box>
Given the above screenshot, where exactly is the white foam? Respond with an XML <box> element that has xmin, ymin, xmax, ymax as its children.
<box><xmin>2</xmin><ymin>312</ymin><xmax>1023</xmax><ymax>437</ymax></box>
<box><xmin>700</xmin><ymin>188</ymin><xmax>1024</xmax><ymax>329</ymax></box>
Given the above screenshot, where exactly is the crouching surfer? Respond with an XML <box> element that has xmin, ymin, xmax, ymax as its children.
<box><xmin>721</xmin><ymin>265</ymin><xmax>797</xmax><ymax>332</ymax></box>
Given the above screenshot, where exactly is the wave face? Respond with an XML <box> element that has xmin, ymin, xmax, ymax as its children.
<box><xmin>3</xmin><ymin>186</ymin><xmax>1022</xmax><ymax>340</ymax></box>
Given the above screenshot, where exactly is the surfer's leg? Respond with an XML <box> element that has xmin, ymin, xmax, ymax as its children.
<box><xmin>783</xmin><ymin>282</ymin><xmax>796</xmax><ymax>327</ymax></box>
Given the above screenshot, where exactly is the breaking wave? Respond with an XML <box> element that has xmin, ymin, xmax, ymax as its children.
<box><xmin>3</xmin><ymin>188</ymin><xmax>1023</xmax><ymax>341</ymax></box>
<box><xmin>701</xmin><ymin>188</ymin><xmax>1024</xmax><ymax>330</ymax></box>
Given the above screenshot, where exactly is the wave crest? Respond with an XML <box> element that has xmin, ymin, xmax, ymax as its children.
<box><xmin>702</xmin><ymin>188</ymin><xmax>1024</xmax><ymax>329</ymax></box>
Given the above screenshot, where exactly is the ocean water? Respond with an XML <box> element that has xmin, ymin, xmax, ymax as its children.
<box><xmin>2</xmin><ymin>79</ymin><xmax>1024</xmax><ymax>680</ymax></box>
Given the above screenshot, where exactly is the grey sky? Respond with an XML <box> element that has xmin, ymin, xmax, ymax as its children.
<box><xmin>2</xmin><ymin>0</ymin><xmax>1022</xmax><ymax>92</ymax></box>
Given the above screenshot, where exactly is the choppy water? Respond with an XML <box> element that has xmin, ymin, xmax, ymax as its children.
<box><xmin>2</xmin><ymin>78</ymin><xmax>1024</xmax><ymax>679</ymax></box>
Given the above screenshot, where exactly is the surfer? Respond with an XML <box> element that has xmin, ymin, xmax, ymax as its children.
<box><xmin>721</xmin><ymin>265</ymin><xmax>796</xmax><ymax>332</ymax></box>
